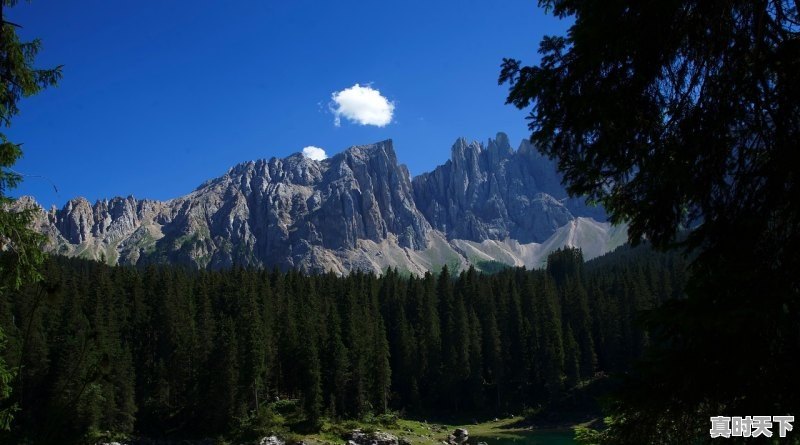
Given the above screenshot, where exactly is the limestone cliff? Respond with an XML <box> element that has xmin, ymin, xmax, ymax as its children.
<box><xmin>19</xmin><ymin>136</ymin><xmax>624</xmax><ymax>274</ymax></box>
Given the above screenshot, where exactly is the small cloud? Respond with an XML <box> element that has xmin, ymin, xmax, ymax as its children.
<box><xmin>330</xmin><ymin>83</ymin><xmax>395</xmax><ymax>127</ymax></box>
<box><xmin>302</xmin><ymin>146</ymin><xmax>328</xmax><ymax>161</ymax></box>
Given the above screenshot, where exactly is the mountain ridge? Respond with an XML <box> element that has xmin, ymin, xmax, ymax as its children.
<box><xmin>17</xmin><ymin>133</ymin><xmax>625</xmax><ymax>274</ymax></box>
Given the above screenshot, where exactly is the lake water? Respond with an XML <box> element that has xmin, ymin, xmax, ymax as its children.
<box><xmin>469</xmin><ymin>431</ymin><xmax>576</xmax><ymax>445</ymax></box>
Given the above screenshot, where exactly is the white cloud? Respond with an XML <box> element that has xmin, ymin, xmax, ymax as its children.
<box><xmin>330</xmin><ymin>83</ymin><xmax>395</xmax><ymax>127</ymax></box>
<box><xmin>302</xmin><ymin>146</ymin><xmax>328</xmax><ymax>161</ymax></box>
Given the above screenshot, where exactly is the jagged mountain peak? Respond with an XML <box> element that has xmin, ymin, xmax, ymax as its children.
<box><xmin>339</xmin><ymin>139</ymin><xmax>395</xmax><ymax>160</ymax></box>
<box><xmin>412</xmin><ymin>134</ymin><xmax>607</xmax><ymax>244</ymax></box>
<box><xmin>485</xmin><ymin>132</ymin><xmax>514</xmax><ymax>162</ymax></box>
<box><xmin>197</xmin><ymin>139</ymin><xmax>401</xmax><ymax>193</ymax></box>
<box><xmin>446</xmin><ymin>133</ymin><xmax>529</xmax><ymax>173</ymax></box>
<box><xmin>21</xmin><ymin>134</ymin><xmax>622</xmax><ymax>274</ymax></box>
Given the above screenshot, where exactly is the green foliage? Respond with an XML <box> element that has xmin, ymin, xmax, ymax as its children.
<box><xmin>325</xmin><ymin>419</ymin><xmax>362</xmax><ymax>438</ymax></box>
<box><xmin>0</xmin><ymin>328</ymin><xmax>18</xmax><ymax>431</ymax></box>
<box><xmin>361</xmin><ymin>410</ymin><xmax>399</xmax><ymax>428</ymax></box>
<box><xmin>233</xmin><ymin>404</ymin><xmax>288</xmax><ymax>442</ymax></box>
<box><xmin>83</xmin><ymin>427</ymin><xmax>132</xmax><ymax>445</ymax></box>
<box><xmin>573</xmin><ymin>425</ymin><xmax>602</xmax><ymax>445</ymax></box>
<box><xmin>271</xmin><ymin>398</ymin><xmax>301</xmax><ymax>416</ymax></box>
<box><xmin>501</xmin><ymin>0</ymin><xmax>800</xmax><ymax>441</ymax></box>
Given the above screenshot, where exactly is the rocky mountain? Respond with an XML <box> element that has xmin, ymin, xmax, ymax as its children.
<box><xmin>412</xmin><ymin>133</ymin><xmax>607</xmax><ymax>243</ymax></box>
<box><xmin>18</xmin><ymin>134</ymin><xmax>626</xmax><ymax>274</ymax></box>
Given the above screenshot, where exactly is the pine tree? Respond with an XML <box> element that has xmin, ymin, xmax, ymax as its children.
<box><xmin>369</xmin><ymin>314</ymin><xmax>391</xmax><ymax>414</ymax></box>
<box><xmin>466</xmin><ymin>309</ymin><xmax>484</xmax><ymax>410</ymax></box>
<box><xmin>562</xmin><ymin>324</ymin><xmax>580</xmax><ymax>388</ymax></box>
<box><xmin>207</xmin><ymin>317</ymin><xmax>240</xmax><ymax>434</ymax></box>
<box><xmin>42</xmin><ymin>284</ymin><xmax>97</xmax><ymax>441</ymax></box>
<box><xmin>385</xmin><ymin>285</ymin><xmax>416</xmax><ymax>410</ymax></box>
<box><xmin>534</xmin><ymin>275</ymin><xmax>564</xmax><ymax>397</ymax></box>
<box><xmin>298</xmin><ymin>321</ymin><xmax>322</xmax><ymax>428</ymax></box>
<box><xmin>501</xmin><ymin>279</ymin><xmax>526</xmax><ymax>407</ymax></box>
<box><xmin>238</xmin><ymin>277</ymin><xmax>267</xmax><ymax>413</ymax></box>
<box><xmin>0</xmin><ymin>243</ymin><xmax>689</xmax><ymax>439</ymax></box>
<box><xmin>342</xmin><ymin>282</ymin><xmax>368</xmax><ymax>417</ymax></box>
<box><xmin>418</xmin><ymin>271</ymin><xmax>441</xmax><ymax>408</ymax></box>
<box><xmin>322</xmin><ymin>304</ymin><xmax>349</xmax><ymax>418</ymax></box>
<box><xmin>482</xmin><ymin>305</ymin><xmax>503</xmax><ymax>410</ymax></box>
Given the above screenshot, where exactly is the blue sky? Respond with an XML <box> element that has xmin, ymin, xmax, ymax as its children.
<box><xmin>7</xmin><ymin>0</ymin><xmax>568</xmax><ymax>208</ymax></box>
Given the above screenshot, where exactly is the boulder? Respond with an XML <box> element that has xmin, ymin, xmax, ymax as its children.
<box><xmin>447</xmin><ymin>428</ymin><xmax>469</xmax><ymax>445</ymax></box>
<box><xmin>260</xmin><ymin>436</ymin><xmax>285</xmax><ymax>445</ymax></box>
<box><xmin>347</xmin><ymin>429</ymin><xmax>400</xmax><ymax>445</ymax></box>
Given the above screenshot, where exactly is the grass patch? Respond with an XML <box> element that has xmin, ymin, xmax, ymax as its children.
<box><xmin>301</xmin><ymin>416</ymin><xmax>550</xmax><ymax>445</ymax></box>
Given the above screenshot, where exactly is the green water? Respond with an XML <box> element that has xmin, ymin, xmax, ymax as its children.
<box><xmin>469</xmin><ymin>431</ymin><xmax>576</xmax><ymax>445</ymax></box>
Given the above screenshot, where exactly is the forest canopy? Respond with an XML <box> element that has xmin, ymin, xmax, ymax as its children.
<box><xmin>0</xmin><ymin>246</ymin><xmax>685</xmax><ymax>444</ymax></box>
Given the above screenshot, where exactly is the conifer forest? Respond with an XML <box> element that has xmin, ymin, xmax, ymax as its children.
<box><xmin>0</xmin><ymin>246</ymin><xmax>685</xmax><ymax>443</ymax></box>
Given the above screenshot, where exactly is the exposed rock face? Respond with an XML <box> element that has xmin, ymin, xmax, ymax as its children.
<box><xmin>145</xmin><ymin>140</ymin><xmax>431</xmax><ymax>271</ymax></box>
<box><xmin>51</xmin><ymin>196</ymin><xmax>169</xmax><ymax>245</ymax></box>
<box><xmin>412</xmin><ymin>133</ymin><xmax>606</xmax><ymax>243</ymax></box>
<box><xmin>311</xmin><ymin>141</ymin><xmax>429</xmax><ymax>250</ymax></box>
<box><xmin>19</xmin><ymin>135</ymin><xmax>624</xmax><ymax>274</ymax></box>
<box><xmin>347</xmin><ymin>429</ymin><xmax>401</xmax><ymax>445</ymax></box>
<box><xmin>259</xmin><ymin>436</ymin><xmax>285</xmax><ymax>445</ymax></box>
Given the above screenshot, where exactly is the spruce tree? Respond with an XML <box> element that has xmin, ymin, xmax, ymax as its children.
<box><xmin>322</xmin><ymin>304</ymin><xmax>349</xmax><ymax>418</ymax></box>
<box><xmin>207</xmin><ymin>317</ymin><xmax>240</xmax><ymax>434</ymax></box>
<box><xmin>238</xmin><ymin>278</ymin><xmax>267</xmax><ymax>413</ymax></box>
<box><xmin>562</xmin><ymin>324</ymin><xmax>580</xmax><ymax>388</ymax></box>
<box><xmin>298</xmin><ymin>321</ymin><xmax>322</xmax><ymax>428</ymax></box>
<box><xmin>466</xmin><ymin>309</ymin><xmax>484</xmax><ymax>410</ymax></box>
<box><xmin>369</xmin><ymin>315</ymin><xmax>391</xmax><ymax>414</ymax></box>
<box><xmin>534</xmin><ymin>275</ymin><xmax>563</xmax><ymax>397</ymax></box>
